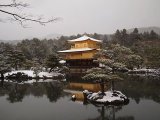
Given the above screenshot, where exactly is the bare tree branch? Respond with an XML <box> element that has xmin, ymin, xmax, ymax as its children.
<box><xmin>0</xmin><ymin>0</ymin><xmax>60</xmax><ymax>26</ymax></box>
<box><xmin>0</xmin><ymin>0</ymin><xmax>29</xmax><ymax>8</ymax></box>
<box><xmin>0</xmin><ymin>3</ymin><xmax>29</xmax><ymax>8</ymax></box>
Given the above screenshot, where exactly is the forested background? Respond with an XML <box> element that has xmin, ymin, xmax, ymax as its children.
<box><xmin>0</xmin><ymin>28</ymin><xmax>160</xmax><ymax>71</ymax></box>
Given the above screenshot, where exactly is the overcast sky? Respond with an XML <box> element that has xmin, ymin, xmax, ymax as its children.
<box><xmin>0</xmin><ymin>0</ymin><xmax>160</xmax><ymax>40</ymax></box>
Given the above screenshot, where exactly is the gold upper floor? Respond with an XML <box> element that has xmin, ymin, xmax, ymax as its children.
<box><xmin>58</xmin><ymin>36</ymin><xmax>102</xmax><ymax>60</ymax></box>
<box><xmin>70</xmin><ymin>40</ymin><xmax>101</xmax><ymax>49</ymax></box>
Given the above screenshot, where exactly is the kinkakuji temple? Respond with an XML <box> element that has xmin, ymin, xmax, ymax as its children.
<box><xmin>58</xmin><ymin>35</ymin><xmax>102</xmax><ymax>72</ymax></box>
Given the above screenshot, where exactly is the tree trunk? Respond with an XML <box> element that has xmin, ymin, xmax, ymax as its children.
<box><xmin>111</xmin><ymin>81</ymin><xmax>115</xmax><ymax>92</ymax></box>
<box><xmin>15</xmin><ymin>63</ymin><xmax>18</xmax><ymax>70</ymax></box>
<box><xmin>100</xmin><ymin>79</ymin><xmax>105</xmax><ymax>95</ymax></box>
<box><xmin>112</xmin><ymin>67</ymin><xmax>115</xmax><ymax>74</ymax></box>
<box><xmin>49</xmin><ymin>68</ymin><xmax>53</xmax><ymax>73</ymax></box>
<box><xmin>0</xmin><ymin>72</ymin><xmax>4</xmax><ymax>86</ymax></box>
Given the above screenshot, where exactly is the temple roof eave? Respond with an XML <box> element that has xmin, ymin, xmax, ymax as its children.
<box><xmin>67</xmin><ymin>35</ymin><xmax>102</xmax><ymax>43</ymax></box>
<box><xmin>58</xmin><ymin>48</ymin><xmax>99</xmax><ymax>53</ymax></box>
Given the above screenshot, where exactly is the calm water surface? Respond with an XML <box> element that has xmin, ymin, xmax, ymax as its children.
<box><xmin>0</xmin><ymin>75</ymin><xmax>160</xmax><ymax>120</ymax></box>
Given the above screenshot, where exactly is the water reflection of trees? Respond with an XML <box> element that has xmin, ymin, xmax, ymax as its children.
<box><xmin>7</xmin><ymin>83</ymin><xmax>27</xmax><ymax>103</ymax></box>
<box><xmin>45</xmin><ymin>82</ymin><xmax>63</xmax><ymax>102</ymax></box>
<box><xmin>87</xmin><ymin>105</ymin><xmax>134</xmax><ymax>120</ymax></box>
<box><xmin>116</xmin><ymin>75</ymin><xmax>160</xmax><ymax>104</ymax></box>
<box><xmin>0</xmin><ymin>81</ymin><xmax>65</xmax><ymax>103</ymax></box>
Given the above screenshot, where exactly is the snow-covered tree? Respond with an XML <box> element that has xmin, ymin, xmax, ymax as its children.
<box><xmin>0</xmin><ymin>52</ymin><xmax>11</xmax><ymax>79</ymax></box>
<box><xmin>83</xmin><ymin>44</ymin><xmax>143</xmax><ymax>94</ymax></box>
<box><xmin>6</xmin><ymin>50</ymin><xmax>26</xmax><ymax>70</ymax></box>
<box><xmin>82</xmin><ymin>68</ymin><xmax>122</xmax><ymax>95</ymax></box>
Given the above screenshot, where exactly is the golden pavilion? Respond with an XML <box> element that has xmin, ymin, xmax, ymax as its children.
<box><xmin>58</xmin><ymin>35</ymin><xmax>102</xmax><ymax>70</ymax></box>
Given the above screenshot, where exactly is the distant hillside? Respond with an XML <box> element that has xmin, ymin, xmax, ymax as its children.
<box><xmin>127</xmin><ymin>26</ymin><xmax>160</xmax><ymax>35</ymax></box>
<box><xmin>24</xmin><ymin>33</ymin><xmax>62</xmax><ymax>40</ymax></box>
<box><xmin>42</xmin><ymin>33</ymin><xmax>62</xmax><ymax>39</ymax></box>
<box><xmin>0</xmin><ymin>40</ymin><xmax>22</xmax><ymax>44</ymax></box>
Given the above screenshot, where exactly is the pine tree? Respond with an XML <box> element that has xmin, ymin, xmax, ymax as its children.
<box><xmin>149</xmin><ymin>30</ymin><xmax>158</xmax><ymax>40</ymax></box>
<box><xmin>83</xmin><ymin>44</ymin><xmax>143</xmax><ymax>94</ymax></box>
<box><xmin>45</xmin><ymin>54</ymin><xmax>60</xmax><ymax>72</ymax></box>
<box><xmin>126</xmin><ymin>28</ymin><xmax>139</xmax><ymax>46</ymax></box>
<box><xmin>6</xmin><ymin>50</ymin><xmax>26</xmax><ymax>70</ymax></box>
<box><xmin>121</xmin><ymin>29</ymin><xmax>128</xmax><ymax>46</ymax></box>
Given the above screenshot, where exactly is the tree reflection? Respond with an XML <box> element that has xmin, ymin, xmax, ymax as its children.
<box><xmin>87</xmin><ymin>105</ymin><xmax>134</xmax><ymax>120</ymax></box>
<box><xmin>7</xmin><ymin>83</ymin><xmax>27</xmax><ymax>103</ymax></box>
<box><xmin>68</xmin><ymin>74</ymin><xmax>160</xmax><ymax>120</ymax></box>
<box><xmin>45</xmin><ymin>82</ymin><xmax>63</xmax><ymax>102</ymax></box>
<box><xmin>0</xmin><ymin>81</ymin><xmax>65</xmax><ymax>103</ymax></box>
<box><xmin>116</xmin><ymin>75</ymin><xmax>160</xmax><ymax>104</ymax></box>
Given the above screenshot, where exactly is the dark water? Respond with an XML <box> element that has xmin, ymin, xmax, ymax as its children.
<box><xmin>0</xmin><ymin>75</ymin><xmax>160</xmax><ymax>120</ymax></box>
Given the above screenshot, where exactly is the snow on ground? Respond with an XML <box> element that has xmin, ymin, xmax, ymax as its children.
<box><xmin>4</xmin><ymin>70</ymin><xmax>62</xmax><ymax>78</ymax></box>
<box><xmin>38</xmin><ymin>72</ymin><xmax>55</xmax><ymax>78</ymax></box>
<box><xmin>38</xmin><ymin>71</ymin><xmax>62</xmax><ymax>77</ymax></box>
<box><xmin>4</xmin><ymin>70</ymin><xmax>36</xmax><ymax>77</ymax></box>
<box><xmin>2</xmin><ymin>70</ymin><xmax>64</xmax><ymax>84</ymax></box>
<box><xmin>24</xmin><ymin>79</ymin><xmax>58</xmax><ymax>84</ymax></box>
<box><xmin>37</xmin><ymin>79</ymin><xmax>57</xmax><ymax>83</ymax></box>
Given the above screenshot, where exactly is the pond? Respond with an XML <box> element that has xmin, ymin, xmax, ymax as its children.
<box><xmin>0</xmin><ymin>75</ymin><xmax>160</xmax><ymax>120</ymax></box>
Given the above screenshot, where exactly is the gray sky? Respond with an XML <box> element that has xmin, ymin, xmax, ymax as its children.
<box><xmin>0</xmin><ymin>0</ymin><xmax>160</xmax><ymax>40</ymax></box>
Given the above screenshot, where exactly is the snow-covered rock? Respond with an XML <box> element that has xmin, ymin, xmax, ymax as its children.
<box><xmin>71</xmin><ymin>95</ymin><xmax>76</xmax><ymax>100</ymax></box>
<box><xmin>83</xmin><ymin>90</ymin><xmax>129</xmax><ymax>105</ymax></box>
<box><xmin>59</xmin><ymin>60</ymin><xmax>66</xmax><ymax>64</ymax></box>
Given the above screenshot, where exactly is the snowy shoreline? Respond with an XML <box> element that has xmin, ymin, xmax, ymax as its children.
<box><xmin>128</xmin><ymin>68</ymin><xmax>160</xmax><ymax>75</ymax></box>
<box><xmin>4</xmin><ymin>70</ymin><xmax>64</xmax><ymax>78</ymax></box>
<box><xmin>1</xmin><ymin>70</ymin><xmax>65</xmax><ymax>84</ymax></box>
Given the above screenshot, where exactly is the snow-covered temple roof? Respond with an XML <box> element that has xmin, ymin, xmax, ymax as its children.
<box><xmin>68</xmin><ymin>35</ymin><xmax>102</xmax><ymax>43</ymax></box>
<box><xmin>58</xmin><ymin>48</ymin><xmax>96</xmax><ymax>53</ymax></box>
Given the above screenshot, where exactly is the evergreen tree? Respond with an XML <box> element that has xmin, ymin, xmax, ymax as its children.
<box><xmin>115</xmin><ymin>29</ymin><xmax>121</xmax><ymax>40</ymax></box>
<box><xmin>0</xmin><ymin>43</ymin><xmax>13</xmax><ymax>79</ymax></box>
<box><xmin>93</xmin><ymin>33</ymin><xmax>100</xmax><ymax>39</ymax></box>
<box><xmin>102</xmin><ymin>35</ymin><xmax>108</xmax><ymax>48</ymax></box>
<box><xmin>6</xmin><ymin>50</ymin><xmax>26</xmax><ymax>70</ymax></box>
<box><xmin>149</xmin><ymin>30</ymin><xmax>158</xmax><ymax>40</ymax></box>
<box><xmin>126</xmin><ymin>54</ymin><xmax>143</xmax><ymax>69</ymax></box>
<box><xmin>121</xmin><ymin>29</ymin><xmax>128</xmax><ymax>46</ymax></box>
<box><xmin>0</xmin><ymin>52</ymin><xmax>11</xmax><ymax>81</ymax></box>
<box><xmin>129</xmin><ymin>28</ymin><xmax>141</xmax><ymax>46</ymax></box>
<box><xmin>113</xmin><ymin>29</ymin><xmax>121</xmax><ymax>44</ymax></box>
<box><xmin>133</xmin><ymin>28</ymin><xmax>139</xmax><ymax>34</ymax></box>
<box><xmin>142</xmin><ymin>32</ymin><xmax>150</xmax><ymax>40</ymax></box>
<box><xmin>45</xmin><ymin>54</ymin><xmax>60</xmax><ymax>72</ymax></box>
<box><xmin>83</xmin><ymin>44</ymin><xmax>143</xmax><ymax>94</ymax></box>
